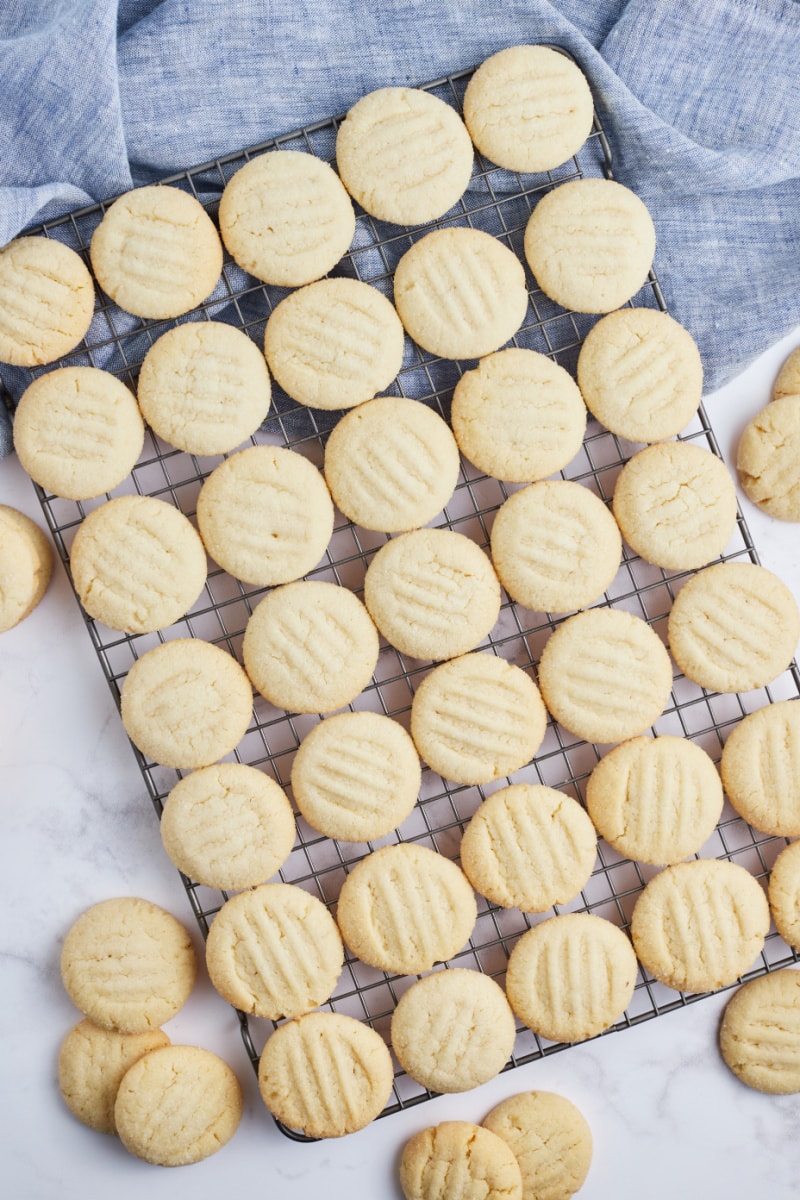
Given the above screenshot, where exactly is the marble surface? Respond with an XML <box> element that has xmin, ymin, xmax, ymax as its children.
<box><xmin>2</xmin><ymin>327</ymin><xmax>800</xmax><ymax>1199</ymax></box>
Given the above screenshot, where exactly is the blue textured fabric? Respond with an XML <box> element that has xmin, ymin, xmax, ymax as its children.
<box><xmin>1</xmin><ymin>0</ymin><xmax>799</xmax><ymax>458</ymax></box>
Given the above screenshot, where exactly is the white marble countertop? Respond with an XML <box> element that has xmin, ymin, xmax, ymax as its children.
<box><xmin>2</xmin><ymin>327</ymin><xmax>800</xmax><ymax>1199</ymax></box>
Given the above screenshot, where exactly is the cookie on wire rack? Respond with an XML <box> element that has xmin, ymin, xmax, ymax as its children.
<box><xmin>0</xmin><ymin>236</ymin><xmax>95</xmax><ymax>366</ymax></box>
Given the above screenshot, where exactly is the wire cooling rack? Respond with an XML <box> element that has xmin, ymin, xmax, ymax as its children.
<box><xmin>6</xmin><ymin>55</ymin><xmax>800</xmax><ymax>1139</ymax></box>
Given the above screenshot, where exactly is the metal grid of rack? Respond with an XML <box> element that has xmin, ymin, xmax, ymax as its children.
<box><xmin>6</xmin><ymin>59</ymin><xmax>799</xmax><ymax>1139</ymax></box>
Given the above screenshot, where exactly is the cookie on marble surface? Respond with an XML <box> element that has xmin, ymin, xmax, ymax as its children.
<box><xmin>524</xmin><ymin>178</ymin><xmax>656</xmax><ymax>314</ymax></box>
<box><xmin>0</xmin><ymin>504</ymin><xmax>53</xmax><ymax>632</ymax></box>
<box><xmin>258</xmin><ymin>1012</ymin><xmax>394</xmax><ymax>1138</ymax></box>
<box><xmin>336</xmin><ymin>87</ymin><xmax>474</xmax><ymax>226</ymax></box>
<box><xmin>323</xmin><ymin>395</ymin><xmax>460</xmax><ymax>533</ymax></box>
<box><xmin>58</xmin><ymin>1019</ymin><xmax>170</xmax><ymax>1135</ymax></box>
<box><xmin>390</xmin><ymin>968</ymin><xmax>516</xmax><ymax>1094</ymax></box>
<box><xmin>400</xmin><ymin>1121</ymin><xmax>523</xmax><ymax>1200</ymax></box>
<box><xmin>630</xmin><ymin>858</ymin><xmax>770</xmax><ymax>994</ymax></box>
<box><xmin>218</xmin><ymin>149</ymin><xmax>355</xmax><ymax>286</ymax></box>
<box><xmin>667</xmin><ymin>562</ymin><xmax>800</xmax><ymax>694</ymax></box>
<box><xmin>768</xmin><ymin>840</ymin><xmax>800</xmax><ymax>951</ymax></box>
<box><xmin>196</xmin><ymin>444</ymin><xmax>334</xmax><ymax>587</ymax></box>
<box><xmin>720</xmin><ymin>700</ymin><xmax>800</xmax><ymax>837</ymax></box>
<box><xmin>773</xmin><ymin>345</ymin><xmax>800</xmax><ymax>401</ymax></box>
<box><xmin>60</xmin><ymin>896</ymin><xmax>197</xmax><ymax>1034</ymax></box>
<box><xmin>719</xmin><ymin>968</ymin><xmax>800</xmax><ymax>1094</ymax></box>
<box><xmin>736</xmin><ymin>396</ymin><xmax>800</xmax><ymax>522</ymax></box>
<box><xmin>0</xmin><ymin>236</ymin><xmax>94</xmax><ymax>366</ymax></box>
<box><xmin>451</xmin><ymin>347</ymin><xmax>586</xmax><ymax>483</ymax></box>
<box><xmin>482</xmin><ymin>1090</ymin><xmax>593</xmax><ymax>1200</ymax></box>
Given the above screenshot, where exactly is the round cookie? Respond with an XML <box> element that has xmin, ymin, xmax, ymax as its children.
<box><xmin>586</xmin><ymin>735</ymin><xmax>724</xmax><ymax>866</ymax></box>
<box><xmin>264</xmin><ymin>277</ymin><xmax>405</xmax><ymax>410</ymax></box>
<box><xmin>0</xmin><ymin>236</ymin><xmax>94</xmax><ymax>366</ymax></box>
<box><xmin>719</xmin><ymin>968</ymin><xmax>800</xmax><ymax>1094</ymax></box>
<box><xmin>391</xmin><ymin>968</ymin><xmax>515</xmax><ymax>1093</ymax></box>
<box><xmin>336</xmin><ymin>87</ymin><xmax>474</xmax><ymax>226</ymax></box>
<box><xmin>120</xmin><ymin>637</ymin><xmax>252</xmax><ymax>769</ymax></box>
<box><xmin>400</xmin><ymin>1121</ymin><xmax>523</xmax><ymax>1200</ymax></box>
<box><xmin>323</xmin><ymin>395</ymin><xmax>460</xmax><ymax>533</ymax></box>
<box><xmin>258</xmin><ymin>1012</ymin><xmax>394</xmax><ymax>1138</ymax></box>
<box><xmin>524</xmin><ymin>178</ymin><xmax>656</xmax><ymax>314</ymax></box>
<box><xmin>451</xmin><ymin>347</ymin><xmax>586</xmax><ymax>483</ymax></box>
<box><xmin>70</xmin><ymin>495</ymin><xmax>208</xmax><ymax>634</ymax></box>
<box><xmin>13</xmin><ymin>367</ymin><xmax>144</xmax><ymax>499</ymax></box>
<box><xmin>482</xmin><ymin>1091</ymin><xmax>593</xmax><ymax>1200</ymax></box>
<box><xmin>460</xmin><ymin>783</ymin><xmax>597</xmax><ymax>912</ymax></box>
<box><xmin>505</xmin><ymin>913</ymin><xmax>637</xmax><ymax>1042</ymax></box>
<box><xmin>720</xmin><ymin>700</ymin><xmax>800</xmax><ymax>837</ymax></box>
<box><xmin>205</xmin><ymin>882</ymin><xmax>343</xmax><ymax>1019</ymax></box>
<box><xmin>736</xmin><ymin>396</ymin><xmax>800</xmax><ymax>522</ymax></box>
<box><xmin>537</xmin><ymin>608</ymin><xmax>674</xmax><ymax>744</ymax></box>
<box><xmin>490</xmin><ymin>480</ymin><xmax>622</xmax><ymax>613</ymax></box>
<box><xmin>576</xmin><ymin>308</ymin><xmax>704</xmax><ymax>443</ymax></box>
<box><xmin>218</xmin><ymin>149</ymin><xmax>355</xmax><ymax>286</ymax></box>
<box><xmin>159</xmin><ymin>762</ymin><xmax>296</xmax><ymax>890</ymax></box>
<box><xmin>393</xmin><ymin>227</ymin><xmax>528</xmax><ymax>360</ymax></box>
<box><xmin>196</xmin><ymin>445</ymin><xmax>334</xmax><ymax>587</ymax></box>
<box><xmin>0</xmin><ymin>505</ymin><xmax>53</xmax><ymax>632</ymax></box>
<box><xmin>89</xmin><ymin>184</ymin><xmax>223</xmax><ymax>320</ymax></box>
<box><xmin>768</xmin><ymin>840</ymin><xmax>800</xmax><ymax>951</ymax></box>
<box><xmin>136</xmin><ymin>321</ymin><xmax>271</xmax><ymax>456</ymax></box>
<box><xmin>242</xmin><ymin>580</ymin><xmax>379</xmax><ymax>714</ymax></box>
<box><xmin>774</xmin><ymin>345</ymin><xmax>800</xmax><ymax>401</ymax></box>
<box><xmin>114</xmin><ymin>1044</ymin><xmax>242</xmax><ymax>1166</ymax></box>
<box><xmin>630</xmin><ymin>858</ymin><xmax>770</xmax><ymax>994</ymax></box>
<box><xmin>410</xmin><ymin>651</ymin><xmax>548</xmax><ymax>785</ymax></box>
<box><xmin>335</xmin><ymin>842</ymin><xmax>477</xmax><ymax>975</ymax></box>
<box><xmin>290</xmin><ymin>710</ymin><xmax>421</xmax><ymax>842</ymax></box>
<box><xmin>58</xmin><ymin>1019</ymin><xmax>170</xmax><ymax>1135</ymax></box>
<box><xmin>60</xmin><ymin>897</ymin><xmax>197</xmax><ymax>1033</ymax></box>
<box><xmin>667</xmin><ymin>562</ymin><xmax>800</xmax><ymax>694</ymax></box>
<box><xmin>463</xmin><ymin>44</ymin><xmax>594</xmax><ymax>174</ymax></box>
<box><xmin>363</xmin><ymin>528</ymin><xmax>501</xmax><ymax>661</ymax></box>
<box><xmin>613</xmin><ymin>442</ymin><xmax>737</xmax><ymax>570</ymax></box>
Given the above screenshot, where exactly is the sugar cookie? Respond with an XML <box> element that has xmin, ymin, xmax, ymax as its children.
<box><xmin>483</xmin><ymin>1091</ymin><xmax>593</xmax><ymax>1200</ymax></box>
<box><xmin>0</xmin><ymin>504</ymin><xmax>53</xmax><ymax>632</ymax></box>
<box><xmin>719</xmin><ymin>968</ymin><xmax>800</xmax><ymax>1094</ymax></box>
<box><xmin>58</xmin><ymin>1019</ymin><xmax>170</xmax><ymax>1135</ymax></box>
<box><xmin>720</xmin><ymin>700</ymin><xmax>800</xmax><ymax>836</ymax></box>
<box><xmin>737</xmin><ymin>396</ymin><xmax>800</xmax><ymax>522</ymax></box>
<box><xmin>400</xmin><ymin>1122</ymin><xmax>523</xmax><ymax>1200</ymax></box>
<box><xmin>0</xmin><ymin>236</ymin><xmax>94</xmax><ymax>366</ymax></box>
<box><xmin>768</xmin><ymin>840</ymin><xmax>800</xmax><ymax>951</ymax></box>
<box><xmin>774</xmin><ymin>345</ymin><xmax>800</xmax><ymax>401</ymax></box>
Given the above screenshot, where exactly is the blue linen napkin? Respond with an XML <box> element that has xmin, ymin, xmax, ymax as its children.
<box><xmin>1</xmin><ymin>0</ymin><xmax>799</xmax><ymax>459</ymax></box>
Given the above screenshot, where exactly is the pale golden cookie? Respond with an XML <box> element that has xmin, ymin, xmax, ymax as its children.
<box><xmin>258</xmin><ymin>1012</ymin><xmax>394</xmax><ymax>1138</ymax></box>
<box><xmin>463</xmin><ymin>44</ymin><xmax>594</xmax><ymax>174</ymax></box>
<box><xmin>0</xmin><ymin>236</ymin><xmax>94</xmax><ymax>366</ymax></box>
<box><xmin>400</xmin><ymin>1121</ymin><xmax>523</xmax><ymax>1200</ymax></box>
<box><xmin>483</xmin><ymin>1090</ymin><xmax>593</xmax><ymax>1200</ymax></box>
<box><xmin>159</xmin><ymin>762</ymin><xmax>296</xmax><ymax>890</ymax></box>
<box><xmin>218</xmin><ymin>149</ymin><xmax>355</xmax><ymax>286</ymax></box>
<box><xmin>363</xmin><ymin>528</ymin><xmax>501</xmax><ymax>661</ymax></box>
<box><xmin>336</xmin><ymin>87</ymin><xmax>474</xmax><ymax>225</ymax></box>
<box><xmin>196</xmin><ymin>444</ymin><xmax>334</xmax><ymax>587</ymax></box>
<box><xmin>60</xmin><ymin>896</ymin><xmax>197</xmax><ymax>1033</ymax></box>
<box><xmin>136</xmin><ymin>321</ymin><xmax>271</xmax><ymax>456</ymax></box>
<box><xmin>586</xmin><ymin>735</ymin><xmax>723</xmax><ymax>865</ymax></box>
<box><xmin>335</xmin><ymin>842</ymin><xmax>477</xmax><ymax>975</ymax></box>
<box><xmin>410</xmin><ymin>651</ymin><xmax>548</xmax><ymax>785</ymax></box>
<box><xmin>613</xmin><ymin>442</ymin><xmax>737</xmax><ymax>570</ymax></box>
<box><xmin>390</xmin><ymin>968</ymin><xmax>515</xmax><ymax>1093</ymax></box>
<box><xmin>768</xmin><ymin>840</ymin><xmax>800</xmax><ymax>950</ymax></box>
<box><xmin>774</xmin><ymin>345</ymin><xmax>800</xmax><ymax>401</ymax></box>
<box><xmin>264</xmin><ymin>277</ymin><xmax>405</xmax><ymax>410</ymax></box>
<box><xmin>120</xmin><ymin>637</ymin><xmax>252</xmax><ymax>769</ymax></box>
<box><xmin>70</xmin><ymin>495</ymin><xmax>207</xmax><ymax>634</ymax></box>
<box><xmin>576</xmin><ymin>308</ymin><xmax>703</xmax><ymax>443</ymax></box>
<box><xmin>205</xmin><ymin>882</ymin><xmax>343</xmax><ymax>1019</ymax></box>
<box><xmin>537</xmin><ymin>608</ymin><xmax>673</xmax><ymax>744</ymax></box>
<box><xmin>242</xmin><ymin>580</ymin><xmax>379</xmax><ymax>714</ymax></box>
<box><xmin>58</xmin><ymin>1019</ymin><xmax>170</xmax><ymax>1135</ymax></box>
<box><xmin>460</xmin><ymin>783</ymin><xmax>597</xmax><ymax>911</ymax></box>
<box><xmin>490</xmin><ymin>480</ymin><xmax>622</xmax><ymax>613</ymax></box>
<box><xmin>720</xmin><ymin>700</ymin><xmax>800</xmax><ymax>836</ymax></box>
<box><xmin>524</xmin><ymin>178</ymin><xmax>656</xmax><ymax>314</ymax></box>
<box><xmin>90</xmin><ymin>184</ymin><xmax>223</xmax><ymax>319</ymax></box>
<box><xmin>630</xmin><ymin>859</ymin><xmax>770</xmax><ymax>993</ymax></box>
<box><xmin>719</xmin><ymin>968</ymin><xmax>800</xmax><ymax>1094</ymax></box>
<box><xmin>13</xmin><ymin>367</ymin><xmax>144</xmax><ymax>499</ymax></box>
<box><xmin>667</xmin><ymin>562</ymin><xmax>800</xmax><ymax>694</ymax></box>
<box><xmin>451</xmin><ymin>347</ymin><xmax>587</xmax><ymax>483</ymax></box>
<box><xmin>290</xmin><ymin>710</ymin><xmax>421</xmax><ymax>842</ymax></box>
<box><xmin>737</xmin><ymin>396</ymin><xmax>800</xmax><ymax>522</ymax></box>
<box><xmin>393</xmin><ymin>227</ymin><xmax>528</xmax><ymax>360</ymax></box>
<box><xmin>0</xmin><ymin>504</ymin><xmax>53</xmax><ymax>632</ymax></box>
<box><xmin>505</xmin><ymin>913</ymin><xmax>637</xmax><ymax>1042</ymax></box>
<box><xmin>114</xmin><ymin>1044</ymin><xmax>242</xmax><ymax>1166</ymax></box>
<box><xmin>323</xmin><ymin>396</ymin><xmax>460</xmax><ymax>532</ymax></box>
